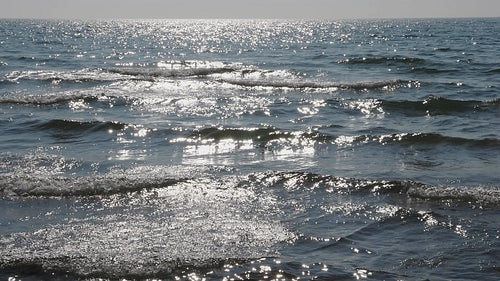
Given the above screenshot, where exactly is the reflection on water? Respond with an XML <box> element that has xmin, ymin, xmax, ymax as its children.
<box><xmin>182</xmin><ymin>139</ymin><xmax>254</xmax><ymax>166</ymax></box>
<box><xmin>173</xmin><ymin>130</ymin><xmax>320</xmax><ymax>167</ymax></box>
<box><xmin>108</xmin><ymin>148</ymin><xmax>148</xmax><ymax>161</ymax></box>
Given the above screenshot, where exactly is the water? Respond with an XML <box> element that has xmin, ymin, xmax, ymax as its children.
<box><xmin>0</xmin><ymin>18</ymin><xmax>499</xmax><ymax>280</ymax></box>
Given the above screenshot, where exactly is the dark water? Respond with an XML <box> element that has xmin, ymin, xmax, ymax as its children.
<box><xmin>0</xmin><ymin>18</ymin><xmax>499</xmax><ymax>280</ymax></box>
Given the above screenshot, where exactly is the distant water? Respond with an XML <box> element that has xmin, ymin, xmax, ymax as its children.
<box><xmin>0</xmin><ymin>18</ymin><xmax>499</xmax><ymax>281</ymax></box>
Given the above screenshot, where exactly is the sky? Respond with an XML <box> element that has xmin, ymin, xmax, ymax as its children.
<box><xmin>0</xmin><ymin>0</ymin><xmax>499</xmax><ymax>20</ymax></box>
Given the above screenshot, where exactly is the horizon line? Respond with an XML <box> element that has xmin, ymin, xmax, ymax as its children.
<box><xmin>1</xmin><ymin>16</ymin><xmax>499</xmax><ymax>21</ymax></box>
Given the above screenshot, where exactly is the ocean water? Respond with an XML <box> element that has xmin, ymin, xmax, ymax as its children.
<box><xmin>0</xmin><ymin>18</ymin><xmax>499</xmax><ymax>280</ymax></box>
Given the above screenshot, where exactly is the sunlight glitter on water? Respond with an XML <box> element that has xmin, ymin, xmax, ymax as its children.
<box><xmin>1</xmin><ymin>18</ymin><xmax>499</xmax><ymax>281</ymax></box>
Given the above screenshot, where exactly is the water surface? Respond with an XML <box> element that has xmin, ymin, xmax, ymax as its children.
<box><xmin>0</xmin><ymin>18</ymin><xmax>499</xmax><ymax>281</ymax></box>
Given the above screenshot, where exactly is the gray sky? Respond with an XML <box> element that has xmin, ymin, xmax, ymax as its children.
<box><xmin>1</xmin><ymin>0</ymin><xmax>499</xmax><ymax>19</ymax></box>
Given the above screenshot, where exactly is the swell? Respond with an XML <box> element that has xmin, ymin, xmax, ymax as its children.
<box><xmin>36</xmin><ymin>119</ymin><xmax>126</xmax><ymax>133</ymax></box>
<box><xmin>337</xmin><ymin>56</ymin><xmax>426</xmax><ymax>65</ymax></box>
<box><xmin>0</xmin><ymin>173</ymin><xmax>187</xmax><ymax>197</ymax></box>
<box><xmin>3</xmin><ymin>64</ymin><xmax>417</xmax><ymax>92</ymax></box>
<box><xmin>0</xmin><ymin>93</ymin><xmax>135</xmax><ymax>106</ymax></box>
<box><xmin>390</xmin><ymin>133</ymin><xmax>500</xmax><ymax>148</ymax></box>
<box><xmin>104</xmin><ymin>66</ymin><xmax>415</xmax><ymax>92</ymax></box>
<box><xmin>6</xmin><ymin>119</ymin><xmax>128</xmax><ymax>137</ymax></box>
<box><xmin>3</xmin><ymin>69</ymin><xmax>128</xmax><ymax>84</ymax></box>
<box><xmin>381</xmin><ymin>96</ymin><xmax>500</xmax><ymax>115</ymax></box>
<box><xmin>336</xmin><ymin>56</ymin><xmax>462</xmax><ymax>74</ymax></box>
<box><xmin>4</xmin><ymin>64</ymin><xmax>240</xmax><ymax>84</ymax></box>
<box><xmin>354</xmin><ymin>133</ymin><xmax>500</xmax><ymax>148</ymax></box>
<box><xmin>191</xmin><ymin>127</ymin><xmax>289</xmax><ymax>142</ymax></box>
<box><xmin>106</xmin><ymin>66</ymin><xmax>237</xmax><ymax>78</ymax></box>
<box><xmin>247</xmin><ymin>171</ymin><xmax>420</xmax><ymax>194</ymax></box>
<box><xmin>184</xmin><ymin>127</ymin><xmax>335</xmax><ymax>147</ymax></box>
<box><xmin>2</xmin><ymin>168</ymin><xmax>498</xmax><ymax>204</ymax></box>
<box><xmin>249</xmin><ymin>171</ymin><xmax>500</xmax><ymax>204</ymax></box>
<box><xmin>14</xmin><ymin>122</ymin><xmax>495</xmax><ymax>150</ymax></box>
<box><xmin>410</xmin><ymin>67</ymin><xmax>458</xmax><ymax>74</ymax></box>
<box><xmin>186</xmin><ymin>127</ymin><xmax>500</xmax><ymax>149</ymax></box>
<box><xmin>311</xmin><ymin>208</ymin><xmax>445</xmax><ymax>251</ymax></box>
<box><xmin>0</xmin><ymin>256</ymin><xmax>246</xmax><ymax>280</ymax></box>
<box><xmin>217</xmin><ymin>78</ymin><xmax>413</xmax><ymax>91</ymax></box>
<box><xmin>0</xmin><ymin>93</ymin><xmax>92</xmax><ymax>105</ymax></box>
<box><xmin>406</xmin><ymin>184</ymin><xmax>500</xmax><ymax>204</ymax></box>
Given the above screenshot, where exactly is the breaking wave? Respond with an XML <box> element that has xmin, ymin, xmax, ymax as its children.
<box><xmin>1</xmin><ymin>61</ymin><xmax>418</xmax><ymax>95</ymax></box>
<box><xmin>248</xmin><ymin>171</ymin><xmax>500</xmax><ymax>204</ymax></box>
<box><xmin>2</xmin><ymin>167</ymin><xmax>497</xmax><ymax>204</ymax></box>
<box><xmin>0</xmin><ymin>171</ymin><xmax>293</xmax><ymax>279</ymax></box>
<box><xmin>0</xmin><ymin>93</ymin><xmax>96</xmax><ymax>105</ymax></box>
<box><xmin>182</xmin><ymin>127</ymin><xmax>500</xmax><ymax>149</ymax></box>
<box><xmin>0</xmin><ymin>172</ymin><xmax>186</xmax><ymax>197</ymax></box>
<box><xmin>106</xmin><ymin>66</ymin><xmax>237</xmax><ymax>78</ymax></box>
<box><xmin>0</xmin><ymin>92</ymin><xmax>136</xmax><ymax>107</ymax></box>
<box><xmin>0</xmin><ymin>165</ymin><xmax>205</xmax><ymax>197</ymax></box>
<box><xmin>3</xmin><ymin>69</ymin><xmax>127</xmax><ymax>84</ymax></box>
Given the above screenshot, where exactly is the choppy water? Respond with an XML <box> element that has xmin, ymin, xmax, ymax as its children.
<box><xmin>0</xmin><ymin>18</ymin><xmax>499</xmax><ymax>280</ymax></box>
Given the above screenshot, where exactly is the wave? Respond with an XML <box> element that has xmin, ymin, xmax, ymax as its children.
<box><xmin>434</xmin><ymin>47</ymin><xmax>452</xmax><ymax>52</ymax></box>
<box><xmin>4</xmin><ymin>69</ymin><xmax>128</xmax><ymax>84</ymax></box>
<box><xmin>410</xmin><ymin>67</ymin><xmax>459</xmax><ymax>74</ymax></box>
<box><xmin>0</xmin><ymin>255</ymin><xmax>246</xmax><ymax>280</ymax></box>
<box><xmin>248</xmin><ymin>171</ymin><xmax>419</xmax><ymax>194</ymax></box>
<box><xmin>406</xmin><ymin>184</ymin><xmax>500</xmax><ymax>204</ymax></box>
<box><xmin>2</xmin><ymin>61</ymin><xmax>418</xmax><ymax>93</ymax></box>
<box><xmin>36</xmin><ymin>119</ymin><xmax>127</xmax><ymax>133</ymax></box>
<box><xmin>335</xmin><ymin>56</ymin><xmax>462</xmax><ymax>74</ymax></box>
<box><xmin>0</xmin><ymin>92</ymin><xmax>134</xmax><ymax>106</ymax></box>
<box><xmin>337</xmin><ymin>56</ymin><xmax>425</xmax><ymax>65</ymax></box>
<box><xmin>311</xmin><ymin>208</ymin><xmax>446</xmax><ymax>252</ymax></box>
<box><xmin>0</xmin><ymin>169</ymin><xmax>293</xmax><ymax>279</ymax></box>
<box><xmin>381</xmin><ymin>96</ymin><xmax>500</xmax><ymax>115</ymax></box>
<box><xmin>107</xmin><ymin>63</ymin><xmax>239</xmax><ymax>78</ymax></box>
<box><xmin>8</xmin><ymin>119</ymin><xmax>184</xmax><ymax>142</ymax></box>
<box><xmin>191</xmin><ymin>127</ymin><xmax>288</xmax><ymax>142</ymax></box>
<box><xmin>0</xmin><ymin>168</ymin><xmax>189</xmax><ymax>197</ymax></box>
<box><xmin>0</xmin><ymin>79</ymin><xmax>15</xmax><ymax>85</ymax></box>
<box><xmin>0</xmin><ymin>93</ymin><xmax>92</xmax><ymax>105</ymax></box>
<box><xmin>249</xmin><ymin>171</ymin><xmax>500</xmax><ymax>204</ymax></box>
<box><xmin>17</xmin><ymin>121</ymin><xmax>494</xmax><ymax>152</ymax></box>
<box><xmin>179</xmin><ymin>127</ymin><xmax>335</xmax><ymax>147</ymax></box>
<box><xmin>344</xmin><ymin>133</ymin><xmax>500</xmax><ymax>148</ymax></box>
<box><xmin>391</xmin><ymin>133</ymin><xmax>500</xmax><ymax>148</ymax></box>
<box><xmin>217</xmin><ymin>78</ymin><xmax>415</xmax><ymax>91</ymax></box>
<box><xmin>183</xmin><ymin>127</ymin><xmax>500</xmax><ymax>149</ymax></box>
<box><xmin>3</xmin><ymin>61</ymin><xmax>243</xmax><ymax>84</ymax></box>
<box><xmin>107</xmin><ymin>62</ymin><xmax>414</xmax><ymax>91</ymax></box>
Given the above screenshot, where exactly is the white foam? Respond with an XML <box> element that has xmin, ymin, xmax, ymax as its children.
<box><xmin>408</xmin><ymin>184</ymin><xmax>500</xmax><ymax>204</ymax></box>
<box><xmin>0</xmin><ymin>175</ymin><xmax>293</xmax><ymax>278</ymax></box>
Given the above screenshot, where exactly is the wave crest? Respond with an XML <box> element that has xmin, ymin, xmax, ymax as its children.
<box><xmin>37</xmin><ymin>119</ymin><xmax>126</xmax><ymax>133</ymax></box>
<box><xmin>338</xmin><ymin>56</ymin><xmax>425</xmax><ymax>65</ymax></box>
<box><xmin>382</xmin><ymin>96</ymin><xmax>499</xmax><ymax>115</ymax></box>
<box><xmin>180</xmin><ymin>127</ymin><xmax>500</xmax><ymax>149</ymax></box>
<box><xmin>0</xmin><ymin>166</ymin><xmax>196</xmax><ymax>197</ymax></box>
<box><xmin>107</xmin><ymin>60</ymin><xmax>241</xmax><ymax>78</ymax></box>
<box><xmin>0</xmin><ymin>92</ymin><xmax>135</xmax><ymax>107</ymax></box>
<box><xmin>217</xmin><ymin>77</ymin><xmax>414</xmax><ymax>91</ymax></box>
<box><xmin>249</xmin><ymin>171</ymin><xmax>500</xmax><ymax>204</ymax></box>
